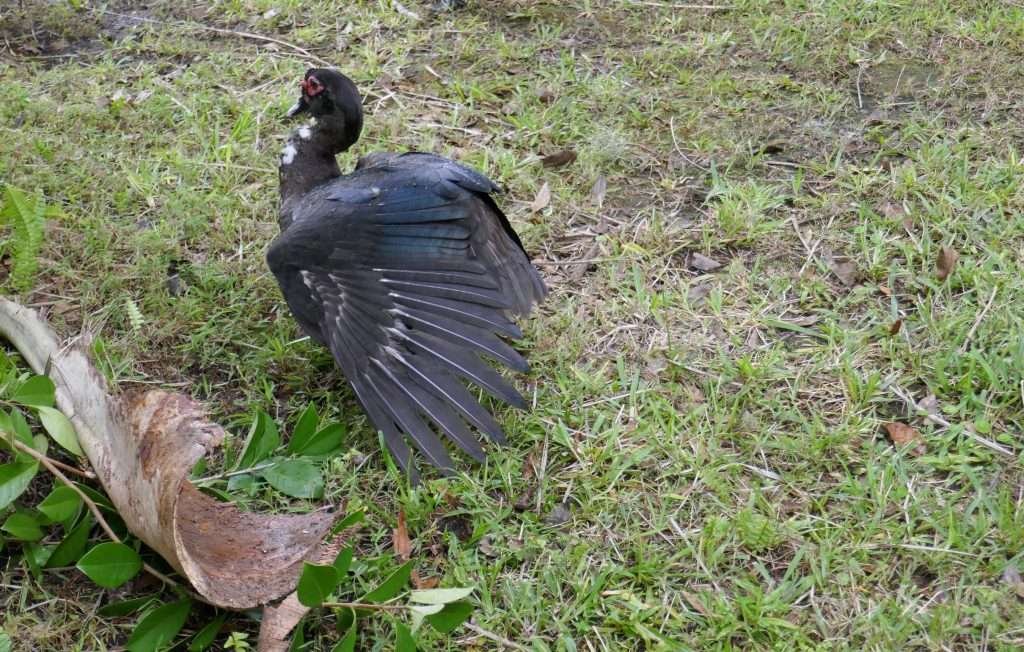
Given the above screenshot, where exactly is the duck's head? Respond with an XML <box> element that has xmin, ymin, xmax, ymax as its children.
<box><xmin>286</xmin><ymin>68</ymin><xmax>363</xmax><ymax>151</ymax></box>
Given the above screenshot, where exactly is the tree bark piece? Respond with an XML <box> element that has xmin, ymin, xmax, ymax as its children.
<box><xmin>0</xmin><ymin>297</ymin><xmax>339</xmax><ymax>648</ymax></box>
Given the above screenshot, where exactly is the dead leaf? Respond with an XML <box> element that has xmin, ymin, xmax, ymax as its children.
<box><xmin>478</xmin><ymin>534</ymin><xmax>499</xmax><ymax>557</ymax></box>
<box><xmin>784</xmin><ymin>315</ymin><xmax>821</xmax><ymax>327</ymax></box>
<box><xmin>918</xmin><ymin>394</ymin><xmax>940</xmax><ymax>418</ymax></box>
<box><xmin>682</xmin><ymin>590</ymin><xmax>710</xmax><ymax>618</ymax></box>
<box><xmin>589</xmin><ymin>175</ymin><xmax>607</xmax><ymax>209</ymax></box>
<box><xmin>393</xmin><ymin>509</ymin><xmax>412</xmax><ymax>561</ymax></box>
<box><xmin>879</xmin><ymin>285</ymin><xmax>892</xmax><ymax>296</ymax></box>
<box><xmin>902</xmin><ymin>217</ymin><xmax>915</xmax><ymax>233</ymax></box>
<box><xmin>885</xmin><ymin>422</ymin><xmax>926</xmax><ymax>456</ymax></box>
<box><xmin>828</xmin><ymin>258</ymin><xmax>858</xmax><ymax>286</ymax></box>
<box><xmin>530</xmin><ymin>182</ymin><xmax>551</xmax><ymax>213</ymax></box>
<box><xmin>537</xmin><ymin>88</ymin><xmax>556</xmax><ymax>103</ymax></box>
<box><xmin>685</xmin><ymin>384</ymin><xmax>705</xmax><ymax>403</ymax></box>
<box><xmin>889</xmin><ymin>319</ymin><xmax>902</xmax><ymax>335</ymax></box>
<box><xmin>1002</xmin><ymin>564</ymin><xmax>1024</xmax><ymax>599</ymax></box>
<box><xmin>544</xmin><ymin>503</ymin><xmax>571</xmax><ymax>525</ymax></box>
<box><xmin>412</xmin><ymin>572</ymin><xmax>439</xmax><ymax>590</ymax></box>
<box><xmin>643</xmin><ymin>353</ymin><xmax>668</xmax><ymax>381</ymax></box>
<box><xmin>541</xmin><ymin>150</ymin><xmax>577</xmax><ymax>168</ymax></box>
<box><xmin>687</xmin><ymin>280</ymin><xmax>713</xmax><ymax>305</ymax></box>
<box><xmin>864</xmin><ymin>108</ymin><xmax>889</xmax><ymax>126</ymax></box>
<box><xmin>936</xmin><ymin>246</ymin><xmax>959</xmax><ymax>281</ymax></box>
<box><xmin>759</xmin><ymin>139</ymin><xmax>786</xmax><ymax>155</ymax></box>
<box><xmin>689</xmin><ymin>252</ymin><xmax>722</xmax><ymax>272</ymax></box>
<box><xmin>745</xmin><ymin>328</ymin><xmax>764</xmax><ymax>349</ymax></box>
<box><xmin>880</xmin><ymin>201</ymin><xmax>904</xmax><ymax>220</ymax></box>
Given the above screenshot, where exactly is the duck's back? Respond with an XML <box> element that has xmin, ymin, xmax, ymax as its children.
<box><xmin>268</xmin><ymin>152</ymin><xmax>546</xmax><ymax>477</ymax></box>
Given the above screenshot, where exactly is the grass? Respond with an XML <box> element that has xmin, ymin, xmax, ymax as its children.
<box><xmin>2</xmin><ymin>0</ymin><xmax>1024</xmax><ymax>649</ymax></box>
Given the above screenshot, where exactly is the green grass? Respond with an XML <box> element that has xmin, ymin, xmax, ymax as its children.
<box><xmin>3</xmin><ymin>0</ymin><xmax>1024</xmax><ymax>649</ymax></box>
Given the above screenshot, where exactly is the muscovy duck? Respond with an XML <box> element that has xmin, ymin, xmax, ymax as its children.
<box><xmin>267</xmin><ymin>69</ymin><xmax>547</xmax><ymax>478</ymax></box>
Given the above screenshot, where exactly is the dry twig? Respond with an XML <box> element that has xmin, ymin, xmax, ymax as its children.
<box><xmin>463</xmin><ymin>623</ymin><xmax>531</xmax><ymax>651</ymax></box>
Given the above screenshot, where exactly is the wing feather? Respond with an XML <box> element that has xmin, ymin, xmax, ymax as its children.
<box><xmin>268</xmin><ymin>154</ymin><xmax>546</xmax><ymax>474</ymax></box>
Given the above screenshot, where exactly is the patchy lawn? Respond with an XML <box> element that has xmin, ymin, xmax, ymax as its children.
<box><xmin>2</xmin><ymin>0</ymin><xmax>1024</xmax><ymax>649</ymax></box>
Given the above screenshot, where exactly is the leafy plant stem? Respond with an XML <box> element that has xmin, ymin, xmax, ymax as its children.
<box><xmin>2</xmin><ymin>423</ymin><xmax>95</xmax><ymax>478</ymax></box>
<box><xmin>320</xmin><ymin>601</ymin><xmax>409</xmax><ymax>612</ymax></box>
<box><xmin>193</xmin><ymin>460</ymin><xmax>278</xmax><ymax>484</ymax></box>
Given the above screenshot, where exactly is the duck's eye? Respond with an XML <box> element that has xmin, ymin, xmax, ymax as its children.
<box><xmin>302</xmin><ymin>76</ymin><xmax>324</xmax><ymax>97</ymax></box>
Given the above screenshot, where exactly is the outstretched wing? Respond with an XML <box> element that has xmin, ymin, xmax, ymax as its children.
<box><xmin>267</xmin><ymin>154</ymin><xmax>546</xmax><ymax>478</ymax></box>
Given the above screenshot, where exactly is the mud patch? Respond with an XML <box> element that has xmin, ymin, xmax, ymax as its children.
<box><xmin>852</xmin><ymin>59</ymin><xmax>941</xmax><ymax>112</ymax></box>
<box><xmin>0</xmin><ymin>3</ymin><xmax>155</xmax><ymax>61</ymax></box>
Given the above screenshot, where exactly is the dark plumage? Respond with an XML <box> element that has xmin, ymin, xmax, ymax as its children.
<box><xmin>268</xmin><ymin>69</ymin><xmax>546</xmax><ymax>479</ymax></box>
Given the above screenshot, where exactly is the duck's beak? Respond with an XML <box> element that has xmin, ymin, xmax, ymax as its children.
<box><xmin>286</xmin><ymin>97</ymin><xmax>308</xmax><ymax>119</ymax></box>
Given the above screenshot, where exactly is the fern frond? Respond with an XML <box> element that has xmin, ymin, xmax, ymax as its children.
<box><xmin>124</xmin><ymin>297</ymin><xmax>145</xmax><ymax>332</ymax></box>
<box><xmin>0</xmin><ymin>185</ymin><xmax>47</xmax><ymax>291</ymax></box>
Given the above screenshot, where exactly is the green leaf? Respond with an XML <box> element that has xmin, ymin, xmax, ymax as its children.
<box><xmin>77</xmin><ymin>542</ymin><xmax>143</xmax><ymax>588</ymax></box>
<box><xmin>0</xmin><ymin>629</ymin><xmax>11</xmax><ymax>652</ymax></box>
<box><xmin>330</xmin><ymin>510</ymin><xmax>365</xmax><ymax>536</ymax></box>
<box><xmin>297</xmin><ymin>562</ymin><xmax>339</xmax><ymax>607</ymax></box>
<box><xmin>11</xmin><ymin>375</ymin><xmax>55</xmax><ymax>407</ymax></box>
<box><xmin>74</xmin><ymin>482</ymin><xmax>114</xmax><ymax>511</ymax></box>
<box><xmin>36</xmin><ymin>406</ymin><xmax>83</xmax><ymax>456</ymax></box>
<box><xmin>361</xmin><ymin>560</ymin><xmax>413</xmax><ymax>603</ymax></box>
<box><xmin>0</xmin><ymin>461</ymin><xmax>39</xmax><ymax>510</ymax></box>
<box><xmin>0</xmin><ymin>410</ymin><xmax>14</xmax><ymax>450</ymax></box>
<box><xmin>287</xmin><ymin>618</ymin><xmax>306</xmax><ymax>652</ymax></box>
<box><xmin>331</xmin><ymin>608</ymin><xmax>357</xmax><ymax>652</ymax></box>
<box><xmin>409</xmin><ymin>587</ymin><xmax>474</xmax><ymax>605</ymax></box>
<box><xmin>226</xmin><ymin>473</ymin><xmax>255</xmax><ymax>494</ymax></box>
<box><xmin>46</xmin><ymin>513</ymin><xmax>94</xmax><ymax>568</ymax></box>
<box><xmin>395</xmin><ymin>621</ymin><xmax>417</xmax><ymax>652</ymax></box>
<box><xmin>261</xmin><ymin>459</ymin><xmax>323</xmax><ymax>499</ymax></box>
<box><xmin>188</xmin><ymin>613</ymin><xmax>227</xmax><ymax>652</ymax></box>
<box><xmin>126</xmin><ymin>599</ymin><xmax>192</xmax><ymax>652</ymax></box>
<box><xmin>2</xmin><ymin>511</ymin><xmax>44</xmax><ymax>541</ymax></box>
<box><xmin>9</xmin><ymin>407</ymin><xmax>34</xmax><ymax>445</ymax></box>
<box><xmin>25</xmin><ymin>541</ymin><xmax>54</xmax><ymax>568</ymax></box>
<box><xmin>22</xmin><ymin>541</ymin><xmax>49</xmax><ymax>580</ymax></box>
<box><xmin>409</xmin><ymin>603</ymin><xmax>444</xmax><ymax>633</ymax></box>
<box><xmin>291</xmin><ymin>423</ymin><xmax>346</xmax><ymax>457</ymax></box>
<box><xmin>332</xmin><ymin>546</ymin><xmax>354</xmax><ymax>576</ymax></box>
<box><xmin>285</xmin><ymin>404</ymin><xmax>319</xmax><ymax>455</ymax></box>
<box><xmin>426</xmin><ymin>601</ymin><xmax>474</xmax><ymax>634</ymax></box>
<box><xmin>99</xmin><ymin>595</ymin><xmax>158</xmax><ymax>617</ymax></box>
<box><xmin>238</xmin><ymin>411</ymin><xmax>280</xmax><ymax>469</ymax></box>
<box><xmin>37</xmin><ymin>485</ymin><xmax>82</xmax><ymax>526</ymax></box>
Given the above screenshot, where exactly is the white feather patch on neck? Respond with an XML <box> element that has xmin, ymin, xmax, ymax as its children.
<box><xmin>298</xmin><ymin>125</ymin><xmax>312</xmax><ymax>140</ymax></box>
<box><xmin>281</xmin><ymin>142</ymin><xmax>298</xmax><ymax>165</ymax></box>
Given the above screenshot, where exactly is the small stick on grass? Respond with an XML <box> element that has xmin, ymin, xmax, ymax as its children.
<box><xmin>958</xmin><ymin>286</ymin><xmax>998</xmax><ymax>354</ymax></box>
<box><xmin>669</xmin><ymin>116</ymin><xmax>709</xmax><ymax>172</ymax></box>
<box><xmin>463</xmin><ymin>622</ymin><xmax>531</xmax><ymax>652</ymax></box>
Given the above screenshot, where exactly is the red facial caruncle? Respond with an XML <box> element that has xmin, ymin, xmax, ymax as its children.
<box><xmin>301</xmin><ymin>75</ymin><xmax>324</xmax><ymax>97</ymax></box>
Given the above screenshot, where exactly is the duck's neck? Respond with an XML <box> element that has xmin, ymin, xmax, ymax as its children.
<box><xmin>278</xmin><ymin>121</ymin><xmax>351</xmax><ymax>229</ymax></box>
